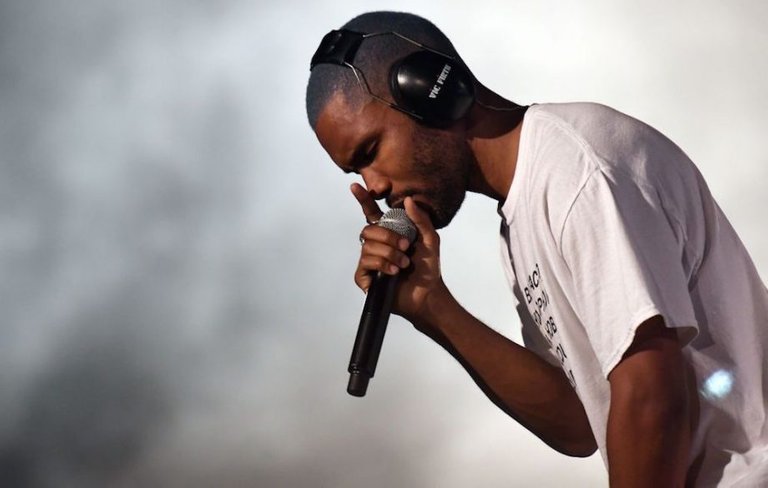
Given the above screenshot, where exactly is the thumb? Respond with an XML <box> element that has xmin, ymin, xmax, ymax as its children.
<box><xmin>404</xmin><ymin>197</ymin><xmax>438</xmax><ymax>247</ymax></box>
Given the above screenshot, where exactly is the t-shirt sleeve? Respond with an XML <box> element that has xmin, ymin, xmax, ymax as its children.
<box><xmin>559</xmin><ymin>169</ymin><xmax>699</xmax><ymax>378</ymax></box>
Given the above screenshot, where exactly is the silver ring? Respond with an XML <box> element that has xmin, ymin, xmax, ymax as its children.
<box><xmin>360</xmin><ymin>219</ymin><xmax>378</xmax><ymax>245</ymax></box>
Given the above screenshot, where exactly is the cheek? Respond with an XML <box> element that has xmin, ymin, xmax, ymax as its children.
<box><xmin>395</xmin><ymin>126</ymin><xmax>465</xmax><ymax>190</ymax></box>
<box><xmin>409</xmin><ymin>130</ymin><xmax>440</xmax><ymax>167</ymax></box>
<box><xmin>414</xmin><ymin>132</ymin><xmax>461</xmax><ymax>171</ymax></box>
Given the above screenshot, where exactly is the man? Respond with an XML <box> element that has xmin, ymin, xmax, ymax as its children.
<box><xmin>306</xmin><ymin>11</ymin><xmax>768</xmax><ymax>487</ymax></box>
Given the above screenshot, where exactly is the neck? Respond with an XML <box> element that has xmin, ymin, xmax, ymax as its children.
<box><xmin>464</xmin><ymin>90</ymin><xmax>527</xmax><ymax>203</ymax></box>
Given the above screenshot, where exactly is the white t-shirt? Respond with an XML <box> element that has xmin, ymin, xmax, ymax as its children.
<box><xmin>498</xmin><ymin>103</ymin><xmax>768</xmax><ymax>486</ymax></box>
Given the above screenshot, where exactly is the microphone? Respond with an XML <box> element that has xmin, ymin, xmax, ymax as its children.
<box><xmin>347</xmin><ymin>208</ymin><xmax>417</xmax><ymax>397</ymax></box>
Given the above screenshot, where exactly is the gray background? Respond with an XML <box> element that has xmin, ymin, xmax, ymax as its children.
<box><xmin>1</xmin><ymin>0</ymin><xmax>765</xmax><ymax>486</ymax></box>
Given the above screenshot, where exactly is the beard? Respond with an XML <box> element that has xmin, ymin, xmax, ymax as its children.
<box><xmin>407</xmin><ymin>127</ymin><xmax>474</xmax><ymax>229</ymax></box>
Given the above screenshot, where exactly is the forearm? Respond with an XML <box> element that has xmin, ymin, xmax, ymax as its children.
<box><xmin>412</xmin><ymin>288</ymin><xmax>596</xmax><ymax>457</ymax></box>
<box><xmin>348</xmin><ymin>194</ymin><xmax>595</xmax><ymax>455</ymax></box>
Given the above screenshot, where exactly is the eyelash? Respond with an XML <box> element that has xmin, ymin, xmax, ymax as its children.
<box><xmin>362</xmin><ymin>144</ymin><xmax>378</xmax><ymax>165</ymax></box>
<box><xmin>349</xmin><ymin>143</ymin><xmax>378</xmax><ymax>175</ymax></box>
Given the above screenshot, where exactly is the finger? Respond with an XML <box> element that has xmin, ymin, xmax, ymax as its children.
<box><xmin>356</xmin><ymin>272</ymin><xmax>373</xmax><ymax>293</ymax></box>
<box><xmin>355</xmin><ymin>237</ymin><xmax>410</xmax><ymax>293</ymax></box>
<box><xmin>360</xmin><ymin>225</ymin><xmax>411</xmax><ymax>251</ymax></box>
<box><xmin>354</xmin><ymin>258</ymin><xmax>398</xmax><ymax>292</ymax></box>
<box><xmin>361</xmin><ymin>240</ymin><xmax>411</xmax><ymax>269</ymax></box>
<box><xmin>405</xmin><ymin>197</ymin><xmax>439</xmax><ymax>247</ymax></box>
<box><xmin>359</xmin><ymin>255</ymin><xmax>401</xmax><ymax>276</ymax></box>
<box><xmin>350</xmin><ymin>183</ymin><xmax>383</xmax><ymax>223</ymax></box>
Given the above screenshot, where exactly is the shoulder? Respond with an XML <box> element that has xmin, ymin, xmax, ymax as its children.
<box><xmin>526</xmin><ymin>102</ymin><xmax>653</xmax><ymax>146</ymax></box>
<box><xmin>529</xmin><ymin>102</ymin><xmax>686</xmax><ymax>162</ymax></box>
<box><xmin>521</xmin><ymin>102</ymin><xmax>632</xmax><ymax>165</ymax></box>
<box><xmin>526</xmin><ymin>102</ymin><xmax>694</xmax><ymax>188</ymax></box>
<box><xmin>519</xmin><ymin>102</ymin><xmax>625</xmax><ymax>192</ymax></box>
<box><xmin>511</xmin><ymin>104</ymin><xmax>608</xmax><ymax>242</ymax></box>
<box><xmin>527</xmin><ymin>102</ymin><xmax>631</xmax><ymax>127</ymax></box>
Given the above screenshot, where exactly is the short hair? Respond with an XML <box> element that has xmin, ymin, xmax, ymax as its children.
<box><xmin>305</xmin><ymin>11</ymin><xmax>466</xmax><ymax>131</ymax></box>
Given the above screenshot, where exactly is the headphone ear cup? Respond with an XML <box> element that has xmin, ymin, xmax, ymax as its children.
<box><xmin>389</xmin><ymin>51</ymin><xmax>475</xmax><ymax>125</ymax></box>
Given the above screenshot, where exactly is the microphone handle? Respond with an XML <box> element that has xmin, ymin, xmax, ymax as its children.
<box><xmin>347</xmin><ymin>272</ymin><xmax>398</xmax><ymax>397</ymax></box>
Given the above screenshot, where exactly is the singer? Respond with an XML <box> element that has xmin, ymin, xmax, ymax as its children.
<box><xmin>306</xmin><ymin>11</ymin><xmax>768</xmax><ymax>487</ymax></box>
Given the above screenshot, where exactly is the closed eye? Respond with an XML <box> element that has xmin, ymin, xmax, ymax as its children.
<box><xmin>360</xmin><ymin>141</ymin><xmax>378</xmax><ymax>167</ymax></box>
<box><xmin>344</xmin><ymin>139</ymin><xmax>378</xmax><ymax>175</ymax></box>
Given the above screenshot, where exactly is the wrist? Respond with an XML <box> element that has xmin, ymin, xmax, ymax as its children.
<box><xmin>410</xmin><ymin>281</ymin><xmax>455</xmax><ymax>334</ymax></box>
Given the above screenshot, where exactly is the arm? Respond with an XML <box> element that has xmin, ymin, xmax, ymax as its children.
<box><xmin>416</xmin><ymin>288</ymin><xmax>598</xmax><ymax>457</ymax></box>
<box><xmin>606</xmin><ymin>315</ymin><xmax>694</xmax><ymax>487</ymax></box>
<box><xmin>352</xmin><ymin>184</ymin><xmax>596</xmax><ymax>456</ymax></box>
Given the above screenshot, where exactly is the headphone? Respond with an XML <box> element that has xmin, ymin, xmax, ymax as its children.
<box><xmin>310</xmin><ymin>29</ymin><xmax>476</xmax><ymax>126</ymax></box>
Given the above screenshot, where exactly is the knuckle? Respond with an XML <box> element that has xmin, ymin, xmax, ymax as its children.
<box><xmin>388</xmin><ymin>232</ymin><xmax>403</xmax><ymax>246</ymax></box>
<box><xmin>378</xmin><ymin>228</ymin><xmax>400</xmax><ymax>246</ymax></box>
<box><xmin>354</xmin><ymin>274</ymin><xmax>364</xmax><ymax>289</ymax></box>
<box><xmin>361</xmin><ymin>241</ymin><xmax>383</xmax><ymax>258</ymax></box>
<box><xmin>374</xmin><ymin>256</ymin><xmax>388</xmax><ymax>270</ymax></box>
<box><xmin>354</xmin><ymin>265</ymin><xmax>365</xmax><ymax>279</ymax></box>
<box><xmin>360</xmin><ymin>225</ymin><xmax>377</xmax><ymax>239</ymax></box>
<box><xmin>361</xmin><ymin>255</ymin><xmax>385</xmax><ymax>272</ymax></box>
<box><xmin>387</xmin><ymin>248</ymin><xmax>403</xmax><ymax>263</ymax></box>
<box><xmin>361</xmin><ymin>225</ymin><xmax>399</xmax><ymax>245</ymax></box>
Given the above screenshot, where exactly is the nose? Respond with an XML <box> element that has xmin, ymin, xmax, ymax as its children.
<box><xmin>360</xmin><ymin>167</ymin><xmax>391</xmax><ymax>201</ymax></box>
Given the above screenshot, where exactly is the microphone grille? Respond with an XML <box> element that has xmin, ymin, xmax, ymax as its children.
<box><xmin>378</xmin><ymin>208</ymin><xmax>417</xmax><ymax>244</ymax></box>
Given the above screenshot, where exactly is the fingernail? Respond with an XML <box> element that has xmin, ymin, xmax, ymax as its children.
<box><xmin>389</xmin><ymin>265</ymin><xmax>398</xmax><ymax>274</ymax></box>
<box><xmin>400</xmin><ymin>256</ymin><xmax>410</xmax><ymax>267</ymax></box>
<box><xmin>399</xmin><ymin>239</ymin><xmax>409</xmax><ymax>251</ymax></box>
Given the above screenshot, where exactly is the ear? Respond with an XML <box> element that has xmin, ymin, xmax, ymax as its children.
<box><xmin>389</xmin><ymin>51</ymin><xmax>475</xmax><ymax>125</ymax></box>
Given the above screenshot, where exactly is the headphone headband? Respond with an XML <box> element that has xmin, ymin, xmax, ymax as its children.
<box><xmin>310</xmin><ymin>29</ymin><xmax>365</xmax><ymax>70</ymax></box>
<box><xmin>311</xmin><ymin>29</ymin><xmax>458</xmax><ymax>68</ymax></box>
<box><xmin>310</xmin><ymin>29</ymin><xmax>475</xmax><ymax>125</ymax></box>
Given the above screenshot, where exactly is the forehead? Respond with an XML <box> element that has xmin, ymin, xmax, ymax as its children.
<box><xmin>314</xmin><ymin>92</ymin><xmax>379</xmax><ymax>166</ymax></box>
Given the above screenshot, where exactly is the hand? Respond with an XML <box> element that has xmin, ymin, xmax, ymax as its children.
<box><xmin>351</xmin><ymin>183</ymin><xmax>448</xmax><ymax>325</ymax></box>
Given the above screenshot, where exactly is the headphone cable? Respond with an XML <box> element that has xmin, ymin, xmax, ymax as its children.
<box><xmin>475</xmin><ymin>100</ymin><xmax>530</xmax><ymax>112</ymax></box>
